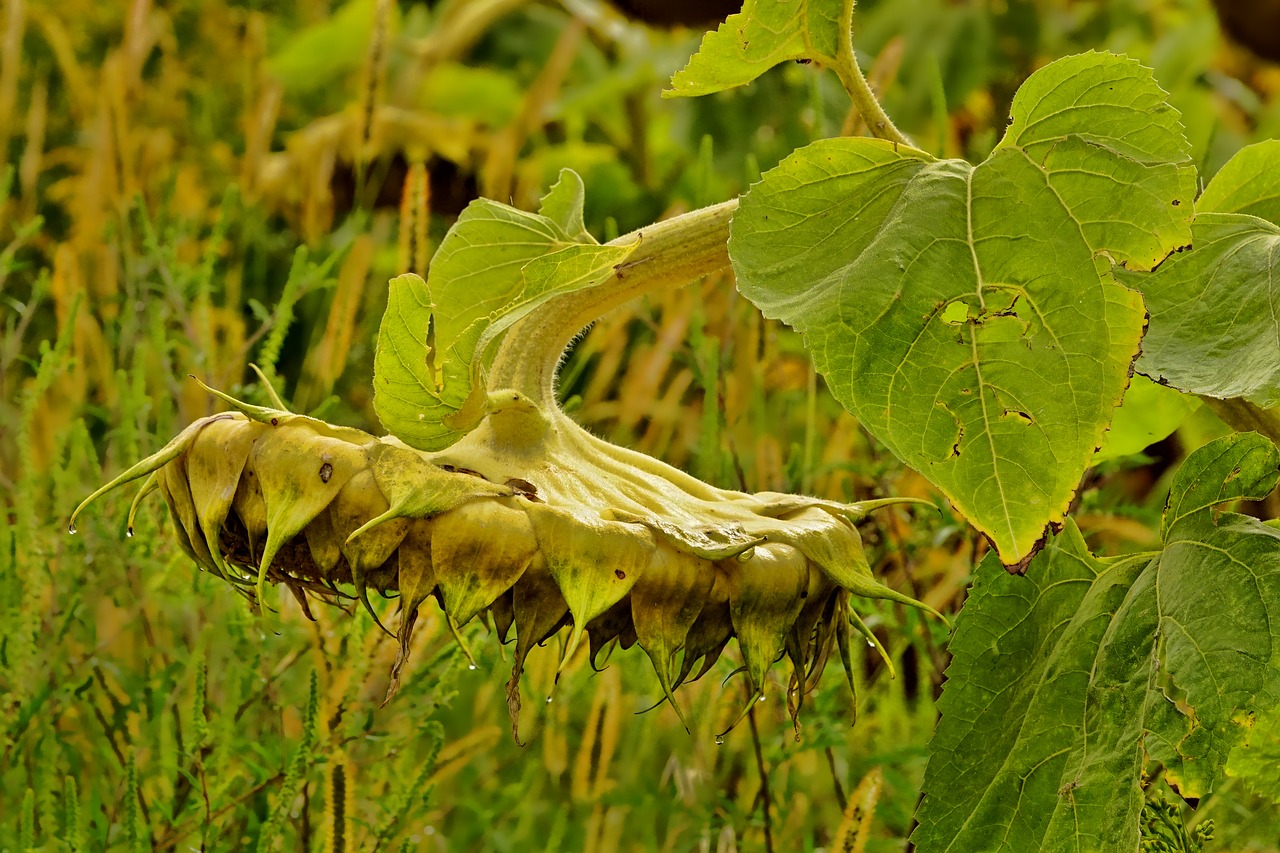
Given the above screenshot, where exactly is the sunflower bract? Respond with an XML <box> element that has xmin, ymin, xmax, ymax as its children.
<box><xmin>72</xmin><ymin>385</ymin><xmax>939</xmax><ymax>743</ymax></box>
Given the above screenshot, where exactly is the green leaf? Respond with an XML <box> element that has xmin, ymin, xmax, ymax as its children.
<box><xmin>464</xmin><ymin>241</ymin><xmax>634</xmax><ymax>372</ymax></box>
<box><xmin>417</xmin><ymin>63</ymin><xmax>523</xmax><ymax>128</ymax></box>
<box><xmin>1160</xmin><ymin>429</ymin><xmax>1280</xmax><ymax>538</ymax></box>
<box><xmin>994</xmin><ymin>53</ymin><xmax>1195</xmax><ymax>270</ymax></box>
<box><xmin>665</xmin><ymin>0</ymin><xmax>843</xmax><ymax>98</ymax></box>
<box><xmin>731</xmin><ymin>52</ymin><xmax>1195</xmax><ymax>565</ymax></box>
<box><xmin>537</xmin><ymin>167</ymin><xmax>593</xmax><ymax>243</ymax></box>
<box><xmin>914</xmin><ymin>433</ymin><xmax>1280</xmax><ymax>852</ymax></box>
<box><xmin>374</xmin><ymin>272</ymin><xmax>454</xmax><ymax>449</ymax></box>
<box><xmin>1225</xmin><ymin>705</ymin><xmax>1280</xmax><ymax>806</ymax></box>
<box><xmin>913</xmin><ymin>524</ymin><xmax>1151</xmax><ymax>851</ymax></box>
<box><xmin>1130</xmin><ymin>141</ymin><xmax>1280</xmax><ymax>407</ymax></box>
<box><xmin>373</xmin><ymin>170</ymin><xmax>633</xmax><ymax>450</ymax></box>
<box><xmin>1144</xmin><ymin>436</ymin><xmax>1280</xmax><ymax>798</ymax></box>
<box><xmin>1195</xmin><ymin>139</ymin><xmax>1280</xmax><ymax>222</ymax></box>
<box><xmin>267</xmin><ymin>0</ymin><xmax>389</xmax><ymax>95</ymax></box>
<box><xmin>1095</xmin><ymin>375</ymin><xmax>1199</xmax><ymax>464</ymax></box>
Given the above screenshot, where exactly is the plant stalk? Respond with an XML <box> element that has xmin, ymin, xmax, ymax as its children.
<box><xmin>488</xmin><ymin>198</ymin><xmax>738</xmax><ymax>406</ymax></box>
<box><xmin>832</xmin><ymin>0</ymin><xmax>912</xmax><ymax>147</ymax></box>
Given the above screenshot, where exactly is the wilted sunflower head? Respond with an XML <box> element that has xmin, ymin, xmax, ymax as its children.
<box><xmin>72</xmin><ymin>176</ymin><xmax>943</xmax><ymax>743</ymax></box>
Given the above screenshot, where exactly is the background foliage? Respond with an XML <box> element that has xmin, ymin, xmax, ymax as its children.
<box><xmin>2</xmin><ymin>0</ymin><xmax>1279</xmax><ymax>850</ymax></box>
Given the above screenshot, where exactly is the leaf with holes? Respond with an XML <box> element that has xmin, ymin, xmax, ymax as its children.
<box><xmin>730</xmin><ymin>52</ymin><xmax>1195</xmax><ymax>565</ymax></box>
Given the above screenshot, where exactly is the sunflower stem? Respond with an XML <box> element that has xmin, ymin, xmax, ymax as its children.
<box><xmin>487</xmin><ymin>199</ymin><xmax>738</xmax><ymax>409</ymax></box>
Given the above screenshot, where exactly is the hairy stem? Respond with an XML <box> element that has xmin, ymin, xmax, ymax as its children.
<box><xmin>832</xmin><ymin>0</ymin><xmax>912</xmax><ymax>147</ymax></box>
<box><xmin>488</xmin><ymin>198</ymin><xmax>738</xmax><ymax>405</ymax></box>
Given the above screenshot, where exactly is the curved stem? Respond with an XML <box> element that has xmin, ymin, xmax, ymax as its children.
<box><xmin>483</xmin><ymin>3</ymin><xmax>912</xmax><ymax>408</ymax></box>
<box><xmin>488</xmin><ymin>199</ymin><xmax>738</xmax><ymax>406</ymax></box>
<box><xmin>832</xmin><ymin>0</ymin><xmax>912</xmax><ymax>147</ymax></box>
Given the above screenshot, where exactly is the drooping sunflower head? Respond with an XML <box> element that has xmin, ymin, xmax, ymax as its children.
<box><xmin>72</xmin><ymin>173</ymin><xmax>943</xmax><ymax>742</ymax></box>
<box><xmin>72</xmin><ymin>386</ymin><xmax>939</xmax><ymax>742</ymax></box>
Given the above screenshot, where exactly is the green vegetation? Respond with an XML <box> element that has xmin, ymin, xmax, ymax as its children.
<box><xmin>4</xmin><ymin>0</ymin><xmax>1280</xmax><ymax>850</ymax></box>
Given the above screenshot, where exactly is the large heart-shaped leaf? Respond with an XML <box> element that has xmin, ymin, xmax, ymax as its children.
<box><xmin>373</xmin><ymin>170</ymin><xmax>634</xmax><ymax>450</ymax></box>
<box><xmin>731</xmin><ymin>52</ymin><xmax>1195</xmax><ymax>565</ymax></box>
<box><xmin>913</xmin><ymin>433</ymin><xmax>1280</xmax><ymax>852</ymax></box>
<box><xmin>1128</xmin><ymin>140</ymin><xmax>1280</xmax><ymax>407</ymax></box>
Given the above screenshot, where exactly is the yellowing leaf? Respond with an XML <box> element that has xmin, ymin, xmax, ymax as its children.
<box><xmin>731</xmin><ymin>52</ymin><xmax>1195</xmax><ymax>565</ymax></box>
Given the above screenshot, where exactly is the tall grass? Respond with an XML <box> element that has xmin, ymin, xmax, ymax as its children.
<box><xmin>5</xmin><ymin>0</ymin><xmax>1273</xmax><ymax>849</ymax></box>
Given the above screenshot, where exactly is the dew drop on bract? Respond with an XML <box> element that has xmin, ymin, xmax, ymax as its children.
<box><xmin>468</xmin><ymin>664</ymin><xmax>477</xmax><ymax>671</ymax></box>
<box><xmin>757</xmin><ymin>695</ymin><xmax>765</xmax><ymax>702</ymax></box>
<box><xmin>866</xmin><ymin>638</ymin><xmax>876</xmax><ymax>648</ymax></box>
<box><xmin>546</xmin><ymin>696</ymin><xmax>553</xmax><ymax>704</ymax></box>
<box><xmin>67</xmin><ymin>523</ymin><xmax>77</xmax><ymax>535</ymax></box>
<box><xmin>715</xmin><ymin>736</ymin><xmax>725</xmax><ymax>745</ymax></box>
<box><xmin>126</xmin><ymin>527</ymin><xmax>135</xmax><ymax>538</ymax></box>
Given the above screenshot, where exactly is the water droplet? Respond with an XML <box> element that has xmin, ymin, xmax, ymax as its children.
<box><xmin>865</xmin><ymin>638</ymin><xmax>876</xmax><ymax>648</ymax></box>
<box><xmin>417</xmin><ymin>413</ymin><xmax>426</xmax><ymax>421</ymax></box>
<box><xmin>715</xmin><ymin>735</ymin><xmax>725</xmax><ymax>745</ymax></box>
<box><xmin>126</xmin><ymin>527</ymin><xmax>135</xmax><ymax>538</ymax></box>
<box><xmin>546</xmin><ymin>696</ymin><xmax>553</xmax><ymax>704</ymax></box>
<box><xmin>67</xmin><ymin>523</ymin><xmax>77</xmax><ymax>535</ymax></box>
<box><xmin>468</xmin><ymin>664</ymin><xmax>477</xmax><ymax>671</ymax></box>
<box><xmin>757</xmin><ymin>695</ymin><xmax>765</xmax><ymax>703</ymax></box>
